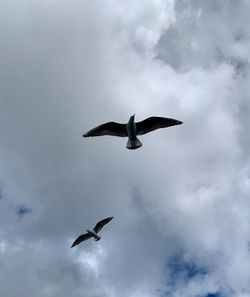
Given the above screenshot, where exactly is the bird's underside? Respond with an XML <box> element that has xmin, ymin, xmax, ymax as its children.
<box><xmin>83</xmin><ymin>122</ymin><xmax>127</xmax><ymax>137</ymax></box>
<box><xmin>71</xmin><ymin>217</ymin><xmax>113</xmax><ymax>248</ymax></box>
<box><xmin>71</xmin><ymin>233</ymin><xmax>92</xmax><ymax>248</ymax></box>
<box><xmin>136</xmin><ymin>116</ymin><xmax>183</xmax><ymax>135</ymax></box>
<box><xmin>83</xmin><ymin>116</ymin><xmax>183</xmax><ymax>138</ymax></box>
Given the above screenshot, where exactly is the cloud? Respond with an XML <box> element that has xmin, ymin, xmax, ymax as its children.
<box><xmin>0</xmin><ymin>0</ymin><xmax>250</xmax><ymax>297</ymax></box>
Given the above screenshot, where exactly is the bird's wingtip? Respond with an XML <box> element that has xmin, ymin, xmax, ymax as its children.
<box><xmin>106</xmin><ymin>216</ymin><xmax>114</xmax><ymax>222</ymax></box>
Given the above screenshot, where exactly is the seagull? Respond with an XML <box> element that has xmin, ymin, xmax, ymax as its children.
<box><xmin>83</xmin><ymin>115</ymin><xmax>183</xmax><ymax>150</ymax></box>
<box><xmin>71</xmin><ymin>217</ymin><xmax>113</xmax><ymax>248</ymax></box>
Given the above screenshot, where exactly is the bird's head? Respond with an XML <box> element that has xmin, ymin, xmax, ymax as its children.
<box><xmin>129</xmin><ymin>114</ymin><xmax>135</xmax><ymax>122</ymax></box>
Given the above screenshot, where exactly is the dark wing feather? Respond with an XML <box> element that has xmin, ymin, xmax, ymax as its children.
<box><xmin>93</xmin><ymin>217</ymin><xmax>113</xmax><ymax>233</ymax></box>
<box><xmin>71</xmin><ymin>233</ymin><xmax>92</xmax><ymax>248</ymax></box>
<box><xmin>136</xmin><ymin>117</ymin><xmax>183</xmax><ymax>135</ymax></box>
<box><xmin>83</xmin><ymin>122</ymin><xmax>127</xmax><ymax>137</ymax></box>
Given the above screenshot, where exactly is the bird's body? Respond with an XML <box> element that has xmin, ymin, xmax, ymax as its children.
<box><xmin>126</xmin><ymin>115</ymin><xmax>142</xmax><ymax>149</ymax></box>
<box><xmin>71</xmin><ymin>217</ymin><xmax>113</xmax><ymax>248</ymax></box>
<box><xmin>83</xmin><ymin>115</ymin><xmax>183</xmax><ymax>150</ymax></box>
<box><xmin>127</xmin><ymin>115</ymin><xmax>137</xmax><ymax>140</ymax></box>
<box><xmin>86</xmin><ymin>229</ymin><xmax>101</xmax><ymax>241</ymax></box>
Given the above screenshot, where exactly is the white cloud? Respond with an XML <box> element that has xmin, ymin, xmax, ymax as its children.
<box><xmin>0</xmin><ymin>0</ymin><xmax>250</xmax><ymax>296</ymax></box>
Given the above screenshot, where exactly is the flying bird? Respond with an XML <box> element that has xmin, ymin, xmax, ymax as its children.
<box><xmin>71</xmin><ymin>217</ymin><xmax>113</xmax><ymax>248</ymax></box>
<box><xmin>83</xmin><ymin>115</ymin><xmax>183</xmax><ymax>150</ymax></box>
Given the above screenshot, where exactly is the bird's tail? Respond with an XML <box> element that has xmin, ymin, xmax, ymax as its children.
<box><xmin>126</xmin><ymin>138</ymin><xmax>143</xmax><ymax>150</ymax></box>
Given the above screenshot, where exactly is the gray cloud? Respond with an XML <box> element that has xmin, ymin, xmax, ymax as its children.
<box><xmin>0</xmin><ymin>0</ymin><xmax>250</xmax><ymax>297</ymax></box>
<box><xmin>0</xmin><ymin>187</ymin><xmax>3</xmax><ymax>200</ymax></box>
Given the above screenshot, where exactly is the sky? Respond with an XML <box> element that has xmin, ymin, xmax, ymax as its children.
<box><xmin>0</xmin><ymin>0</ymin><xmax>250</xmax><ymax>296</ymax></box>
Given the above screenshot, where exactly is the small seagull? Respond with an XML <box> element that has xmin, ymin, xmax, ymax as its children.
<box><xmin>83</xmin><ymin>115</ymin><xmax>183</xmax><ymax>150</ymax></box>
<box><xmin>71</xmin><ymin>217</ymin><xmax>113</xmax><ymax>248</ymax></box>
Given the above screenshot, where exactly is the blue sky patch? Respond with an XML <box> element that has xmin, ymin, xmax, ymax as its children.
<box><xmin>166</xmin><ymin>253</ymin><xmax>208</xmax><ymax>285</ymax></box>
<box><xmin>15</xmin><ymin>204</ymin><xmax>32</xmax><ymax>218</ymax></box>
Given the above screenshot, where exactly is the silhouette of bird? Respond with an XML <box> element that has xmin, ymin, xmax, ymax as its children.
<box><xmin>83</xmin><ymin>115</ymin><xmax>183</xmax><ymax>150</ymax></box>
<box><xmin>71</xmin><ymin>217</ymin><xmax>113</xmax><ymax>248</ymax></box>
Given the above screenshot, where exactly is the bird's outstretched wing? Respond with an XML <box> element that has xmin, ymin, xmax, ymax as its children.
<box><xmin>71</xmin><ymin>233</ymin><xmax>92</xmax><ymax>248</ymax></box>
<box><xmin>136</xmin><ymin>117</ymin><xmax>183</xmax><ymax>135</ymax></box>
<box><xmin>93</xmin><ymin>217</ymin><xmax>113</xmax><ymax>233</ymax></box>
<box><xmin>83</xmin><ymin>122</ymin><xmax>127</xmax><ymax>137</ymax></box>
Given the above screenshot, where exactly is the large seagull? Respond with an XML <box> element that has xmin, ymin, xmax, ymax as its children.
<box><xmin>71</xmin><ymin>217</ymin><xmax>113</xmax><ymax>248</ymax></box>
<box><xmin>83</xmin><ymin>115</ymin><xmax>183</xmax><ymax>150</ymax></box>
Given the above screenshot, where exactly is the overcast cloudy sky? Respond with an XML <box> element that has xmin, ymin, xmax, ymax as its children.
<box><xmin>0</xmin><ymin>0</ymin><xmax>250</xmax><ymax>296</ymax></box>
